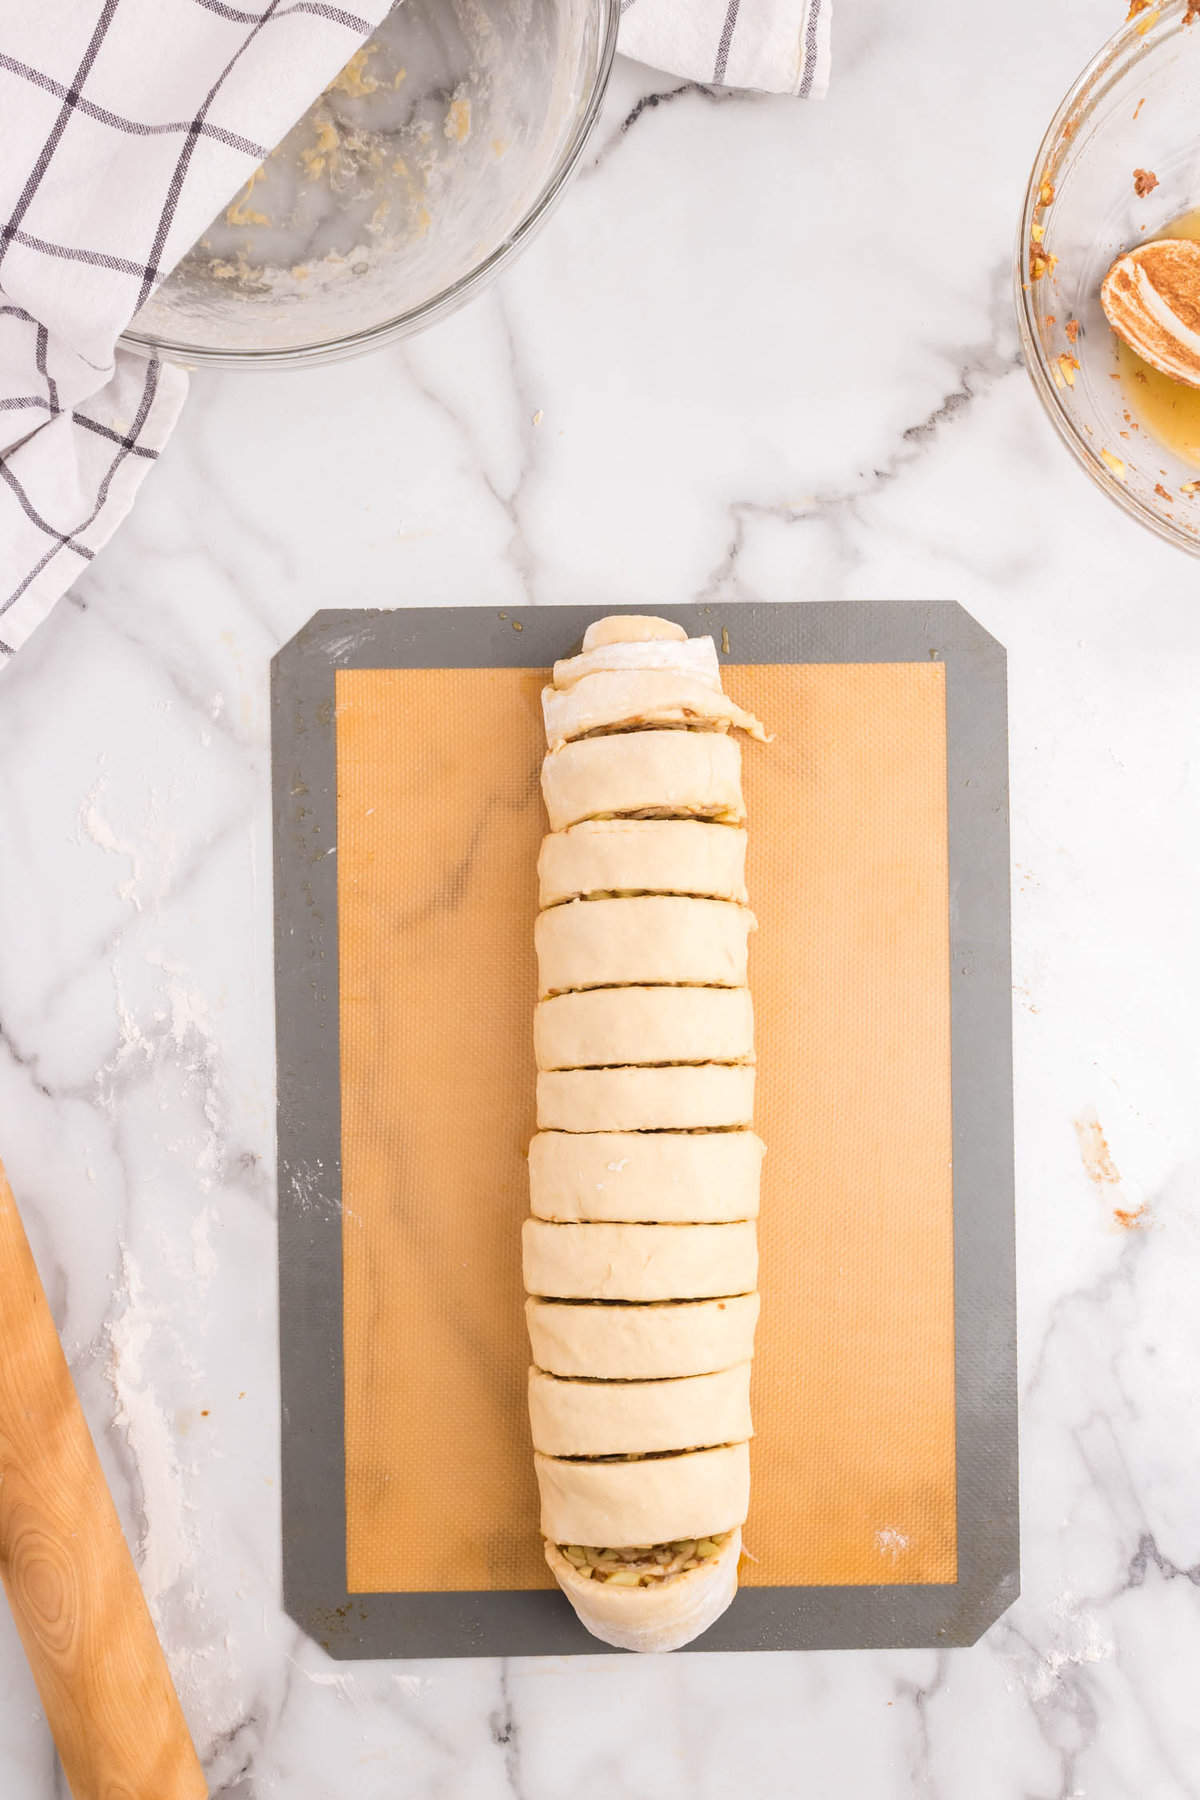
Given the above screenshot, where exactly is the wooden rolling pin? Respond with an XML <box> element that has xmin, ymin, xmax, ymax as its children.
<box><xmin>0</xmin><ymin>1160</ymin><xmax>207</xmax><ymax>1800</ymax></box>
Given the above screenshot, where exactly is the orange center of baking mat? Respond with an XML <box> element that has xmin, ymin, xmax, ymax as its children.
<box><xmin>336</xmin><ymin>663</ymin><xmax>956</xmax><ymax>1594</ymax></box>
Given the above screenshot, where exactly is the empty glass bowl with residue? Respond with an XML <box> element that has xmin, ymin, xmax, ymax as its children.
<box><xmin>125</xmin><ymin>0</ymin><xmax>618</xmax><ymax>367</ymax></box>
<box><xmin>1016</xmin><ymin>0</ymin><xmax>1200</xmax><ymax>554</ymax></box>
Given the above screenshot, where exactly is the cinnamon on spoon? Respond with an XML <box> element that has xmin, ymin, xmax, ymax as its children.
<box><xmin>1101</xmin><ymin>238</ymin><xmax>1200</xmax><ymax>388</ymax></box>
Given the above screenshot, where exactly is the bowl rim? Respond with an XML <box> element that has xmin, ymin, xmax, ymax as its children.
<box><xmin>123</xmin><ymin>0</ymin><xmax>622</xmax><ymax>371</ymax></box>
<box><xmin>1015</xmin><ymin>0</ymin><xmax>1200</xmax><ymax>557</ymax></box>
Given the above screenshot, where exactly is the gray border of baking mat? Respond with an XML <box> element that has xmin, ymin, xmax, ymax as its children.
<box><xmin>272</xmin><ymin>601</ymin><xmax>1017</xmax><ymax>1658</ymax></box>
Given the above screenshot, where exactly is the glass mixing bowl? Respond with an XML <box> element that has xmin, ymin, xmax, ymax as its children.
<box><xmin>125</xmin><ymin>0</ymin><xmax>618</xmax><ymax>368</ymax></box>
<box><xmin>1016</xmin><ymin>0</ymin><xmax>1200</xmax><ymax>554</ymax></box>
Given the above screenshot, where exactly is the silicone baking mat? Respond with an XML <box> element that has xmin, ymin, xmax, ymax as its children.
<box><xmin>272</xmin><ymin>602</ymin><xmax>1017</xmax><ymax>1657</ymax></box>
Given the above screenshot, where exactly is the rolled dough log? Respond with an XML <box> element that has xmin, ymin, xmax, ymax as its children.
<box><xmin>535</xmin><ymin>895</ymin><xmax>755</xmax><ymax>997</ymax></box>
<box><xmin>538</xmin><ymin>819</ymin><xmax>749</xmax><ymax>907</ymax></box>
<box><xmin>542</xmin><ymin>671</ymin><xmax>768</xmax><ymax>751</ymax></box>
<box><xmin>531</xmin><ymin>612</ymin><xmax>766</xmax><ymax>1653</ymax></box>
<box><xmin>581</xmin><ymin>616</ymin><xmax>687</xmax><ymax>649</ymax></box>
<box><xmin>525</xmin><ymin>1294</ymin><xmax>760</xmax><ymax>1379</ymax></box>
<box><xmin>541</xmin><ymin>730</ymin><xmax>744</xmax><ymax>831</ymax></box>
<box><xmin>537</xmin><ymin>1064</ymin><xmax>755</xmax><ymax>1132</ymax></box>
<box><xmin>544</xmin><ymin>1529</ymin><xmax>741</xmax><ymax>1653</ymax></box>
<box><xmin>553</xmin><ymin>638</ymin><xmax>721</xmax><ymax>694</ymax></box>
<box><xmin>535</xmin><ymin>1442</ymin><xmax>751</xmax><ymax>1545</ymax></box>
<box><xmin>528</xmin><ymin>1129</ymin><xmax>764</xmax><ymax>1222</ymax></box>
<box><xmin>528</xmin><ymin>1363</ymin><xmax>753</xmax><ymax>1457</ymax></box>
<box><xmin>534</xmin><ymin>985</ymin><xmax>754</xmax><ymax>1072</ymax></box>
<box><xmin>522</xmin><ymin>1219</ymin><xmax>758</xmax><ymax>1301</ymax></box>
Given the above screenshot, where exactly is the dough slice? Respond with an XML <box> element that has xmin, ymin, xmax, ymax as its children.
<box><xmin>522</xmin><ymin>1219</ymin><xmax>758</xmax><ymax>1301</ymax></box>
<box><xmin>534</xmin><ymin>986</ymin><xmax>754</xmax><ymax>1072</ymax></box>
<box><xmin>535</xmin><ymin>1443</ymin><xmax>751</xmax><ymax>1545</ymax></box>
<box><xmin>545</xmin><ymin>1528</ymin><xmax>741</xmax><ymax>1653</ymax></box>
<box><xmin>538</xmin><ymin>819</ymin><xmax>749</xmax><ymax>907</ymax></box>
<box><xmin>542</xmin><ymin>671</ymin><xmax>768</xmax><ymax>751</ymax></box>
<box><xmin>581</xmin><ymin>615</ymin><xmax>688</xmax><ymax>649</ymax></box>
<box><xmin>537</xmin><ymin>1065</ymin><xmax>755</xmax><ymax>1132</ymax></box>
<box><xmin>535</xmin><ymin>896</ymin><xmax>755</xmax><ymax>997</ymax></box>
<box><xmin>526</xmin><ymin>1294</ymin><xmax>761</xmax><ymax>1379</ymax></box>
<box><xmin>528</xmin><ymin>1364</ymin><xmax>753</xmax><ymax>1457</ymax></box>
<box><xmin>528</xmin><ymin>1129</ymin><xmax>764</xmax><ymax>1223</ymax></box>
<box><xmin>541</xmin><ymin>730</ymin><xmax>743</xmax><ymax>831</ymax></box>
<box><xmin>553</xmin><ymin>638</ymin><xmax>721</xmax><ymax>693</ymax></box>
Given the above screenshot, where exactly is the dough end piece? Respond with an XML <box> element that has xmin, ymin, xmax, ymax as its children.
<box><xmin>545</xmin><ymin>1529</ymin><xmax>741</xmax><ymax>1653</ymax></box>
<box><xmin>581</xmin><ymin>615</ymin><xmax>688</xmax><ymax>650</ymax></box>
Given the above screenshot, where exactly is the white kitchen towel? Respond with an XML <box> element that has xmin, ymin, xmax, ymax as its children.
<box><xmin>0</xmin><ymin>0</ymin><xmax>831</xmax><ymax>668</ymax></box>
<box><xmin>622</xmin><ymin>0</ymin><xmax>830</xmax><ymax>97</ymax></box>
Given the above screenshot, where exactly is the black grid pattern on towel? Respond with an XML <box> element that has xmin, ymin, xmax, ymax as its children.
<box><xmin>0</xmin><ymin>0</ymin><xmax>373</xmax><ymax>662</ymax></box>
<box><xmin>618</xmin><ymin>0</ymin><xmax>826</xmax><ymax>93</ymax></box>
<box><xmin>714</xmin><ymin>0</ymin><xmax>824</xmax><ymax>87</ymax></box>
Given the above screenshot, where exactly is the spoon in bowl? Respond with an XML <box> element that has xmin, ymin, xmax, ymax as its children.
<box><xmin>1101</xmin><ymin>237</ymin><xmax>1200</xmax><ymax>387</ymax></box>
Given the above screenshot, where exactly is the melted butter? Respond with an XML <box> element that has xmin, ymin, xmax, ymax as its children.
<box><xmin>1118</xmin><ymin>206</ymin><xmax>1200</xmax><ymax>468</ymax></box>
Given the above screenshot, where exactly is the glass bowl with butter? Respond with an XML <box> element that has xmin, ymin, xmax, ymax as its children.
<box><xmin>1017</xmin><ymin>0</ymin><xmax>1200</xmax><ymax>554</ymax></box>
<box><xmin>124</xmin><ymin>0</ymin><xmax>618</xmax><ymax>368</ymax></box>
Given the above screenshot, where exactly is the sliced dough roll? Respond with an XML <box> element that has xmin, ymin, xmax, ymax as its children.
<box><xmin>522</xmin><ymin>1219</ymin><xmax>757</xmax><ymax>1301</ymax></box>
<box><xmin>529</xmin><ymin>1129</ymin><xmax>765</xmax><ymax>1223</ymax></box>
<box><xmin>543</xmin><ymin>671</ymin><xmax>768</xmax><ymax>751</ymax></box>
<box><xmin>538</xmin><ymin>819</ymin><xmax>749</xmax><ymax>907</ymax></box>
<box><xmin>553</xmin><ymin>637</ymin><xmax>721</xmax><ymax>693</ymax></box>
<box><xmin>534</xmin><ymin>986</ymin><xmax>754</xmax><ymax>1072</ymax></box>
<box><xmin>535</xmin><ymin>896</ymin><xmax>755</xmax><ymax>997</ymax></box>
<box><xmin>581</xmin><ymin>616</ymin><xmax>688</xmax><ymax>650</ymax></box>
<box><xmin>545</xmin><ymin>1528</ymin><xmax>741</xmax><ymax>1654</ymax></box>
<box><xmin>526</xmin><ymin>1294</ymin><xmax>761</xmax><ymax>1379</ymax></box>
<box><xmin>535</xmin><ymin>1442</ymin><xmax>751</xmax><ymax>1545</ymax></box>
<box><xmin>541</xmin><ymin>730</ymin><xmax>743</xmax><ymax>832</ymax></box>
<box><xmin>538</xmin><ymin>1064</ymin><xmax>755</xmax><ymax>1132</ymax></box>
<box><xmin>528</xmin><ymin>1364</ymin><xmax>753</xmax><ymax>1457</ymax></box>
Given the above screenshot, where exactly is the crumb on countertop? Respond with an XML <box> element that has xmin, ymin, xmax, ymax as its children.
<box><xmin>1074</xmin><ymin>1109</ymin><xmax>1121</xmax><ymax>1186</ymax></box>
<box><xmin>1065</xmin><ymin>317</ymin><xmax>1079</xmax><ymax>343</ymax></box>
<box><xmin>1133</xmin><ymin>167</ymin><xmax>1159</xmax><ymax>197</ymax></box>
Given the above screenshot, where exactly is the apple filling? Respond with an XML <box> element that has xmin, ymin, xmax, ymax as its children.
<box><xmin>557</xmin><ymin>1532</ymin><xmax>731</xmax><ymax>1585</ymax></box>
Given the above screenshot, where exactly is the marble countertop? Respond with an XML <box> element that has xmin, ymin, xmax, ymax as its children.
<box><xmin>3</xmin><ymin>0</ymin><xmax>1200</xmax><ymax>1793</ymax></box>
